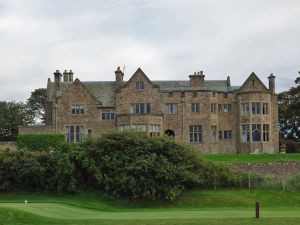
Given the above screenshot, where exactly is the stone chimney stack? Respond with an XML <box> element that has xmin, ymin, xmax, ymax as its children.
<box><xmin>268</xmin><ymin>73</ymin><xmax>276</xmax><ymax>94</ymax></box>
<box><xmin>227</xmin><ymin>76</ymin><xmax>231</xmax><ymax>87</ymax></box>
<box><xmin>189</xmin><ymin>71</ymin><xmax>205</xmax><ymax>87</ymax></box>
<box><xmin>69</xmin><ymin>70</ymin><xmax>74</xmax><ymax>82</ymax></box>
<box><xmin>54</xmin><ymin>70</ymin><xmax>62</xmax><ymax>89</ymax></box>
<box><xmin>63</xmin><ymin>70</ymin><xmax>69</xmax><ymax>82</ymax></box>
<box><xmin>115</xmin><ymin>66</ymin><xmax>124</xmax><ymax>90</ymax></box>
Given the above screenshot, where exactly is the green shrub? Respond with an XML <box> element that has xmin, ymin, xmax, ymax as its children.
<box><xmin>259</xmin><ymin>175</ymin><xmax>281</xmax><ymax>189</ymax></box>
<box><xmin>285</xmin><ymin>140</ymin><xmax>300</xmax><ymax>153</ymax></box>
<box><xmin>17</xmin><ymin>133</ymin><xmax>65</xmax><ymax>151</ymax></box>
<box><xmin>286</xmin><ymin>174</ymin><xmax>300</xmax><ymax>190</ymax></box>
<box><xmin>81</xmin><ymin>131</ymin><xmax>201</xmax><ymax>201</ymax></box>
<box><xmin>0</xmin><ymin>148</ymin><xmax>76</xmax><ymax>192</ymax></box>
<box><xmin>82</xmin><ymin>130</ymin><xmax>241</xmax><ymax>201</ymax></box>
<box><xmin>0</xmin><ymin>149</ymin><xmax>43</xmax><ymax>190</ymax></box>
<box><xmin>197</xmin><ymin>161</ymin><xmax>245</xmax><ymax>189</ymax></box>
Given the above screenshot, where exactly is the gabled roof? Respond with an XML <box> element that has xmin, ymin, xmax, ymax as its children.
<box><xmin>48</xmin><ymin>81</ymin><xmax>116</xmax><ymax>107</ymax></box>
<box><xmin>124</xmin><ymin>68</ymin><xmax>156</xmax><ymax>88</ymax></box>
<box><xmin>238</xmin><ymin>72</ymin><xmax>268</xmax><ymax>92</ymax></box>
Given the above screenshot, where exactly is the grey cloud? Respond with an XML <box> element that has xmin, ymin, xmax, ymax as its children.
<box><xmin>0</xmin><ymin>0</ymin><xmax>299</xmax><ymax>101</ymax></box>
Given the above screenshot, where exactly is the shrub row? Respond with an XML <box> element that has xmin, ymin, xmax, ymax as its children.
<box><xmin>0</xmin><ymin>149</ymin><xmax>75</xmax><ymax>192</ymax></box>
<box><xmin>2</xmin><ymin>131</ymin><xmax>245</xmax><ymax>201</ymax></box>
<box><xmin>17</xmin><ymin>134</ymin><xmax>64</xmax><ymax>151</ymax></box>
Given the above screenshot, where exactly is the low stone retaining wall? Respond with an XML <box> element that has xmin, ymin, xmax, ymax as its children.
<box><xmin>0</xmin><ymin>141</ymin><xmax>17</xmax><ymax>149</ymax></box>
<box><xmin>233</xmin><ymin>163</ymin><xmax>300</xmax><ymax>179</ymax></box>
<box><xmin>18</xmin><ymin>126</ymin><xmax>55</xmax><ymax>134</ymax></box>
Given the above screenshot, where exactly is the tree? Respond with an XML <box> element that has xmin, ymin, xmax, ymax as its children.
<box><xmin>27</xmin><ymin>88</ymin><xmax>47</xmax><ymax>124</ymax></box>
<box><xmin>278</xmin><ymin>73</ymin><xmax>300</xmax><ymax>141</ymax></box>
<box><xmin>0</xmin><ymin>101</ymin><xmax>34</xmax><ymax>141</ymax></box>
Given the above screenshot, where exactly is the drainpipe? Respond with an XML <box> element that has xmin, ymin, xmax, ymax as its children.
<box><xmin>181</xmin><ymin>98</ymin><xmax>185</xmax><ymax>141</ymax></box>
<box><xmin>55</xmin><ymin>104</ymin><xmax>58</xmax><ymax>133</ymax></box>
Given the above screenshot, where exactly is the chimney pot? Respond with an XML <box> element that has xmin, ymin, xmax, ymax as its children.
<box><xmin>69</xmin><ymin>70</ymin><xmax>74</xmax><ymax>82</ymax></box>
<box><xmin>63</xmin><ymin>70</ymin><xmax>69</xmax><ymax>82</ymax></box>
<box><xmin>115</xmin><ymin>66</ymin><xmax>124</xmax><ymax>90</ymax></box>
<box><xmin>189</xmin><ymin>70</ymin><xmax>205</xmax><ymax>87</ymax></box>
<box><xmin>54</xmin><ymin>70</ymin><xmax>62</xmax><ymax>89</ymax></box>
<box><xmin>268</xmin><ymin>73</ymin><xmax>276</xmax><ymax>94</ymax></box>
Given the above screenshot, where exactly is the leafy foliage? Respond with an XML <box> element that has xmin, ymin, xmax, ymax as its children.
<box><xmin>286</xmin><ymin>174</ymin><xmax>300</xmax><ymax>190</ymax></box>
<box><xmin>17</xmin><ymin>134</ymin><xmax>65</xmax><ymax>151</ymax></box>
<box><xmin>0</xmin><ymin>149</ymin><xmax>76</xmax><ymax>192</ymax></box>
<box><xmin>26</xmin><ymin>88</ymin><xmax>47</xmax><ymax>123</ymax></box>
<box><xmin>278</xmin><ymin>74</ymin><xmax>300</xmax><ymax>141</ymax></box>
<box><xmin>82</xmin><ymin>131</ymin><xmax>241</xmax><ymax>201</ymax></box>
<box><xmin>0</xmin><ymin>101</ymin><xmax>34</xmax><ymax>141</ymax></box>
<box><xmin>0</xmin><ymin>131</ymin><xmax>243</xmax><ymax>200</ymax></box>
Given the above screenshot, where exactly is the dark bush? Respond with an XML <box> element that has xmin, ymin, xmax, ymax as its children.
<box><xmin>17</xmin><ymin>133</ymin><xmax>65</xmax><ymax>151</ymax></box>
<box><xmin>285</xmin><ymin>140</ymin><xmax>300</xmax><ymax>153</ymax></box>
<box><xmin>0</xmin><ymin>149</ymin><xmax>43</xmax><ymax>191</ymax></box>
<box><xmin>0</xmin><ymin>148</ymin><xmax>76</xmax><ymax>192</ymax></box>
<box><xmin>0</xmin><ymin>136</ymin><xmax>17</xmax><ymax>142</ymax></box>
<box><xmin>83</xmin><ymin>130</ymin><xmax>241</xmax><ymax>201</ymax></box>
<box><xmin>0</xmin><ymin>131</ymin><xmax>244</xmax><ymax>199</ymax></box>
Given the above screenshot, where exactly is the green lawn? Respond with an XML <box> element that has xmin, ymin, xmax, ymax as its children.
<box><xmin>0</xmin><ymin>189</ymin><xmax>300</xmax><ymax>225</ymax></box>
<box><xmin>202</xmin><ymin>153</ymin><xmax>300</xmax><ymax>164</ymax></box>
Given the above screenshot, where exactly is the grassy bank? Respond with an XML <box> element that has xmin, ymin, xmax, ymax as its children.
<box><xmin>1</xmin><ymin>189</ymin><xmax>300</xmax><ymax>209</ymax></box>
<box><xmin>202</xmin><ymin>153</ymin><xmax>300</xmax><ymax>164</ymax></box>
<box><xmin>0</xmin><ymin>189</ymin><xmax>300</xmax><ymax>225</ymax></box>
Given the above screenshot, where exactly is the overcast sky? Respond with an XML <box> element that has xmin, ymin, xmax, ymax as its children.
<box><xmin>0</xmin><ymin>0</ymin><xmax>299</xmax><ymax>101</ymax></box>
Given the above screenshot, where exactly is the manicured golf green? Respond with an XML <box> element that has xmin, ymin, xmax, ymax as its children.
<box><xmin>1</xmin><ymin>202</ymin><xmax>300</xmax><ymax>219</ymax></box>
<box><xmin>0</xmin><ymin>189</ymin><xmax>300</xmax><ymax>225</ymax></box>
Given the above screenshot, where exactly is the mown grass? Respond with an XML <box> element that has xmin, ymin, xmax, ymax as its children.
<box><xmin>0</xmin><ymin>189</ymin><xmax>300</xmax><ymax>225</ymax></box>
<box><xmin>0</xmin><ymin>207</ymin><xmax>299</xmax><ymax>225</ymax></box>
<box><xmin>1</xmin><ymin>189</ymin><xmax>300</xmax><ymax>210</ymax></box>
<box><xmin>202</xmin><ymin>153</ymin><xmax>300</xmax><ymax>164</ymax></box>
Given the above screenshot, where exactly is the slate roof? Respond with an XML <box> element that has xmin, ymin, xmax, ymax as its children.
<box><xmin>48</xmin><ymin>81</ymin><xmax>116</xmax><ymax>107</ymax></box>
<box><xmin>153</xmin><ymin>80</ymin><xmax>240</xmax><ymax>92</ymax></box>
<box><xmin>48</xmin><ymin>79</ymin><xmax>240</xmax><ymax>107</ymax></box>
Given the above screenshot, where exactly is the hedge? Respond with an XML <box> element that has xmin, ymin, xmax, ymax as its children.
<box><xmin>17</xmin><ymin>133</ymin><xmax>65</xmax><ymax>151</ymax></box>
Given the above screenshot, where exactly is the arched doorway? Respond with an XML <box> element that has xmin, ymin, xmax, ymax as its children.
<box><xmin>165</xmin><ymin>129</ymin><xmax>175</xmax><ymax>137</ymax></box>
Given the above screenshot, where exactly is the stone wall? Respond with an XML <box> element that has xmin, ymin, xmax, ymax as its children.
<box><xmin>0</xmin><ymin>141</ymin><xmax>17</xmax><ymax>149</ymax></box>
<box><xmin>233</xmin><ymin>163</ymin><xmax>300</xmax><ymax>179</ymax></box>
<box><xmin>18</xmin><ymin>126</ymin><xmax>55</xmax><ymax>134</ymax></box>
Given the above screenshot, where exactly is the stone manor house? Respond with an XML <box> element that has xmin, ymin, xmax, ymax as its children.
<box><xmin>21</xmin><ymin>67</ymin><xmax>279</xmax><ymax>154</ymax></box>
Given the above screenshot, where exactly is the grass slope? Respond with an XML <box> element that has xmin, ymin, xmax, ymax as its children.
<box><xmin>202</xmin><ymin>153</ymin><xmax>300</xmax><ymax>164</ymax></box>
<box><xmin>0</xmin><ymin>189</ymin><xmax>300</xmax><ymax>225</ymax></box>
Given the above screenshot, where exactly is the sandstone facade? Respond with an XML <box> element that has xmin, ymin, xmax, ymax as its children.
<box><xmin>22</xmin><ymin>67</ymin><xmax>279</xmax><ymax>154</ymax></box>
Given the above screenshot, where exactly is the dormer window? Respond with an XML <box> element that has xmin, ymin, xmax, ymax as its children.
<box><xmin>136</xmin><ymin>82</ymin><xmax>144</xmax><ymax>90</ymax></box>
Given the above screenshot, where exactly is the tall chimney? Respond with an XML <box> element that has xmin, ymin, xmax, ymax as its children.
<box><xmin>189</xmin><ymin>71</ymin><xmax>205</xmax><ymax>87</ymax></box>
<box><xmin>54</xmin><ymin>70</ymin><xmax>62</xmax><ymax>89</ymax></box>
<box><xmin>63</xmin><ymin>70</ymin><xmax>69</xmax><ymax>82</ymax></box>
<box><xmin>69</xmin><ymin>70</ymin><xmax>74</xmax><ymax>82</ymax></box>
<box><xmin>268</xmin><ymin>73</ymin><xmax>276</xmax><ymax>94</ymax></box>
<box><xmin>115</xmin><ymin>66</ymin><xmax>124</xmax><ymax>90</ymax></box>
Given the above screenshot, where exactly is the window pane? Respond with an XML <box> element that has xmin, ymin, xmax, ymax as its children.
<box><xmin>70</xmin><ymin>126</ymin><xmax>74</xmax><ymax>143</ymax></box>
<box><xmin>147</xmin><ymin>104</ymin><xmax>151</xmax><ymax>113</ymax></box>
<box><xmin>76</xmin><ymin>126</ymin><xmax>80</xmax><ymax>142</ymax></box>
<box><xmin>141</xmin><ymin>104</ymin><xmax>145</xmax><ymax>113</ymax></box>
<box><xmin>66</xmin><ymin>126</ymin><xmax>70</xmax><ymax>142</ymax></box>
